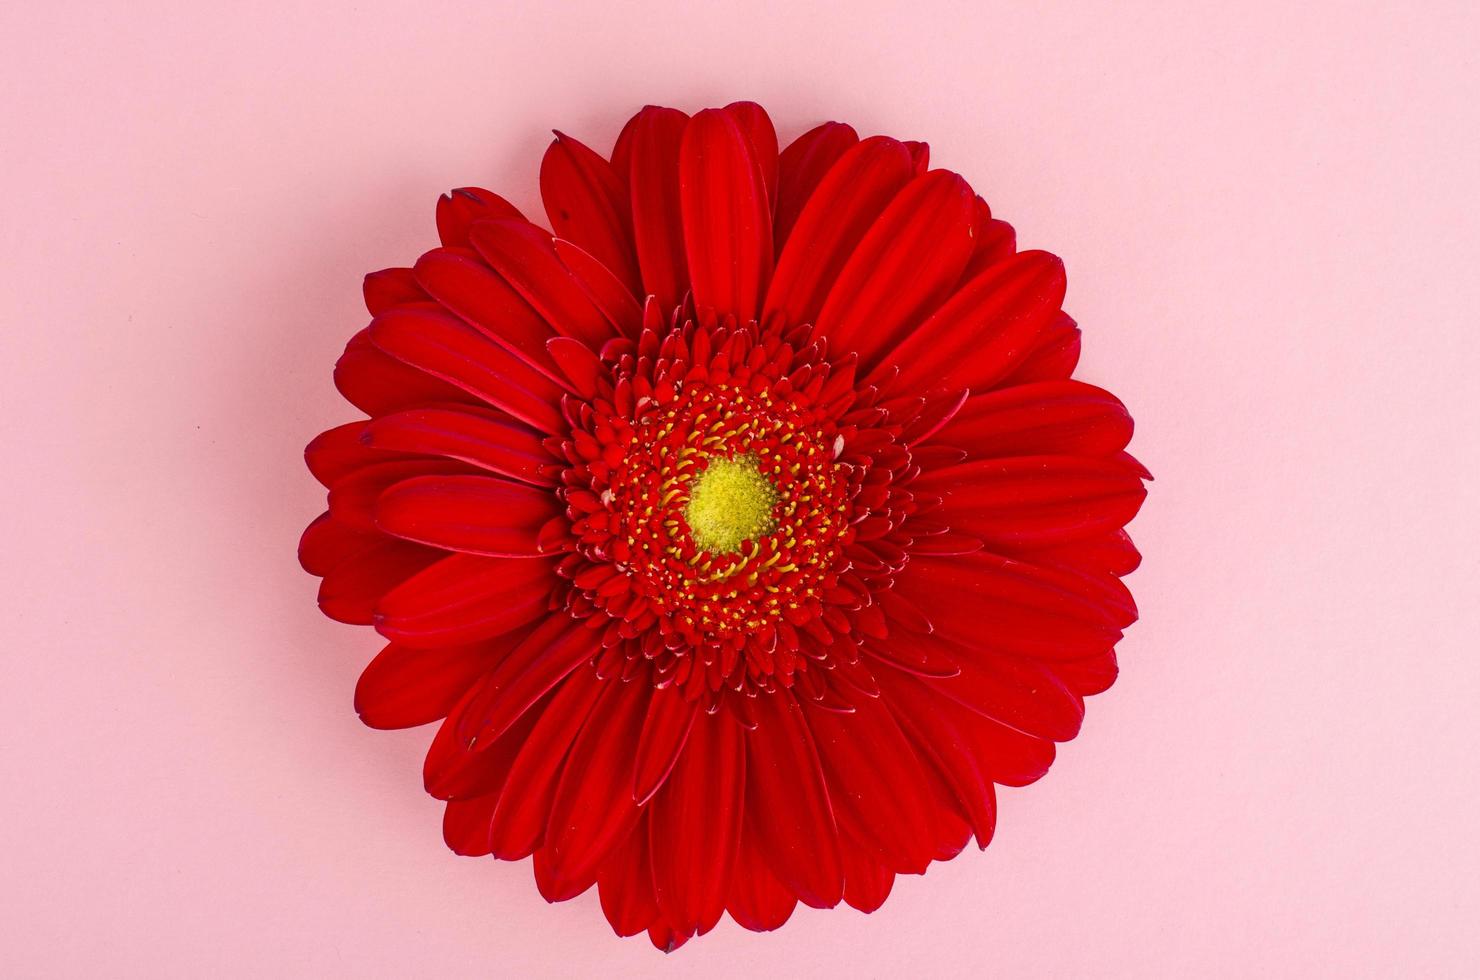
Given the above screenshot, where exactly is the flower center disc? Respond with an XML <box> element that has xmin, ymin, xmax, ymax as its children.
<box><xmin>683</xmin><ymin>454</ymin><xmax>778</xmax><ymax>554</ymax></box>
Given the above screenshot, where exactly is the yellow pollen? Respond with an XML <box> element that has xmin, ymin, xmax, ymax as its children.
<box><xmin>683</xmin><ymin>454</ymin><xmax>778</xmax><ymax>554</ymax></box>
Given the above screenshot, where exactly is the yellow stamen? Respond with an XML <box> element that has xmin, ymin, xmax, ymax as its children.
<box><xmin>684</xmin><ymin>454</ymin><xmax>778</xmax><ymax>554</ymax></box>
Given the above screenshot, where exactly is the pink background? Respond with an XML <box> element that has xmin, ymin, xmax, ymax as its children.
<box><xmin>3</xmin><ymin>1</ymin><xmax>1477</xmax><ymax>976</ymax></box>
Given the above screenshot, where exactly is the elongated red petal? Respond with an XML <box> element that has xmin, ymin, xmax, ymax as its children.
<box><xmin>939</xmin><ymin>380</ymin><xmax>1134</xmax><ymax>458</ymax></box>
<box><xmin>880</xmin><ymin>250</ymin><xmax>1066</xmax><ymax>393</ymax></box>
<box><xmin>803</xmin><ymin>695</ymin><xmax>937</xmax><ymax>874</ymax></box>
<box><xmin>334</xmin><ymin>328</ymin><xmax>477</xmax><ymax>416</ymax></box>
<box><xmin>426</xmin><ymin>680</ymin><xmax>544</xmax><ymax>801</ymax></box>
<box><xmin>679</xmin><ymin>109</ymin><xmax>772</xmax><ymax>322</ymax></box>
<box><xmin>552</xmin><ymin>238</ymin><xmax>644</xmax><ymax>338</ymax></box>
<box><xmin>743</xmin><ymin>690</ymin><xmax>843</xmax><ymax>908</ymax></box>
<box><xmin>920</xmin><ymin>455</ymin><xmax>1148</xmax><ymax>549</ymax></box>
<box><xmin>442</xmin><ymin>793</ymin><xmax>501</xmax><ymax>857</ymax></box>
<box><xmin>373</xmin><ymin>553</ymin><xmax>556</xmax><ymax>648</ymax></box>
<box><xmin>624</xmin><ymin>105</ymin><xmax>690</xmax><ymax>310</ymax></box>
<box><xmin>354</xmin><ymin>640</ymin><xmax>504</xmax><ymax>730</ymax></box>
<box><xmin>542</xmin><ymin>676</ymin><xmax>651</xmax><ymax>898</ymax></box>
<box><xmin>374</xmin><ymin>474</ymin><xmax>559</xmax><ymax>557</ymax></box>
<box><xmin>895</xmin><ymin>553</ymin><xmax>1126</xmax><ymax>662</ymax></box>
<box><xmin>725</xmin><ymin>827</ymin><xmax>798</xmax><ymax>932</ymax></box>
<box><xmin>598</xmin><ymin>822</ymin><xmax>660</xmax><ymax>937</ymax></box>
<box><xmin>999</xmin><ymin>311</ymin><xmax>1081</xmax><ymax>385</ymax></box>
<box><xmin>304</xmin><ymin>421</ymin><xmax>376</xmax><ymax>488</ymax></box>
<box><xmin>368</xmin><ymin>306</ymin><xmax>567</xmax><ymax>433</ymax></box>
<box><xmin>840</xmin><ymin>836</ymin><xmax>895</xmax><ymax>913</ymax></box>
<box><xmin>1029</xmin><ymin>529</ymin><xmax>1142</xmax><ymax>578</ymax></box>
<box><xmin>774</xmin><ymin>121</ymin><xmax>859</xmax><ymax>248</ymax></box>
<box><xmin>632</xmin><ymin>687</ymin><xmax>699</xmax><ymax>805</ymax></box>
<box><xmin>411</xmin><ymin>246</ymin><xmax>562</xmax><ymax>381</ymax></box>
<box><xmin>487</xmin><ymin>667</ymin><xmax>606</xmax><ymax>860</ymax></box>
<box><xmin>541</xmin><ymin>132</ymin><xmax>641</xmax><ymax>293</ymax></box>
<box><xmin>649</xmin><ymin>711</ymin><xmax>745</xmax><ymax>935</ymax></box>
<box><xmin>937</xmin><ymin>644</ymin><xmax>1087</xmax><ymax>741</ymax></box>
<box><xmin>329</xmin><ymin>459</ymin><xmax>470</xmax><ymax>531</ymax></box>
<box><xmin>435</xmin><ymin>187</ymin><xmax>523</xmax><ymax>247</ymax></box>
<box><xmin>815</xmin><ymin>169</ymin><xmax>976</xmax><ymax>368</ymax></box>
<box><xmin>722</xmin><ymin>101</ymin><xmax>778</xmax><ymax>206</ymax></box>
<box><xmin>874</xmin><ymin>663</ymin><xmax>1000</xmax><ymax>846</ymax></box>
<box><xmin>468</xmin><ymin>218</ymin><xmax>614</xmax><ymax>351</ymax></box>
<box><xmin>362</xmin><ymin>267</ymin><xmax>427</xmax><ymax>314</ymax></box>
<box><xmin>764</xmin><ymin>136</ymin><xmax>913</xmax><ymax>328</ymax></box>
<box><xmin>454</xmin><ymin>614</ymin><xmax>600</xmax><ymax>747</ymax></box>
<box><xmin>318</xmin><ymin>538</ymin><xmax>440</xmax><ymax>625</ymax></box>
<box><xmin>361</xmin><ymin>407</ymin><xmax>555</xmax><ymax>486</ymax></box>
<box><xmin>298</xmin><ymin>512</ymin><xmax>376</xmax><ymax>577</ymax></box>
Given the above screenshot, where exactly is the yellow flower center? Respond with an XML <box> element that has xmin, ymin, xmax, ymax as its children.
<box><xmin>683</xmin><ymin>454</ymin><xmax>778</xmax><ymax>554</ymax></box>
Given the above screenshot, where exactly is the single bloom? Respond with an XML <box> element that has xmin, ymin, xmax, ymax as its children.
<box><xmin>300</xmin><ymin>101</ymin><xmax>1148</xmax><ymax>950</ymax></box>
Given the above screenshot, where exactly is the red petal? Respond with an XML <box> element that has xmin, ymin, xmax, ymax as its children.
<box><xmin>597</xmin><ymin>821</ymin><xmax>660</xmax><ymax>937</ymax></box>
<box><xmin>545</xmin><ymin>335</ymin><xmax>604</xmax><ymax>396</ymax></box>
<box><xmin>305</xmin><ymin>421</ymin><xmax>376</xmax><ymax>488</ymax></box>
<box><xmin>328</xmin><ymin>459</ymin><xmax>470</xmax><ymax>531</ymax></box>
<box><xmin>764</xmin><ymin>136</ymin><xmax>913</xmax><ymax>329</ymax></box>
<box><xmin>840</xmin><ymin>836</ymin><xmax>895</xmax><ymax>913</ymax></box>
<box><xmin>726</xmin><ymin>827</ymin><xmax>798</xmax><ymax>932</ymax></box>
<box><xmin>895</xmin><ymin>553</ymin><xmax>1125</xmax><ymax>661</ymax></box>
<box><xmin>435</xmin><ymin>187</ymin><xmax>523</xmax><ymax>247</ymax></box>
<box><xmin>624</xmin><ymin>105</ymin><xmax>690</xmax><ymax>310</ymax></box>
<box><xmin>412</xmin><ymin>246</ymin><xmax>562</xmax><ymax>381</ymax></box>
<box><xmin>743</xmin><ymin>690</ymin><xmax>843</xmax><ymax>908</ymax></box>
<box><xmin>374</xmin><ymin>474</ymin><xmax>559</xmax><ymax>557</ymax></box>
<box><xmin>361</xmin><ymin>407</ymin><xmax>554</xmax><ymax>486</ymax></box>
<box><xmin>884</xmin><ymin>659</ymin><xmax>1063</xmax><ymax>792</ymax></box>
<box><xmin>542</xmin><ymin>677</ymin><xmax>651</xmax><ymax>898</ymax></box>
<box><xmin>468</xmin><ymin>218</ymin><xmax>614</xmax><ymax>351</ymax></box>
<box><xmin>354</xmin><ymin>640</ymin><xmax>505</xmax><ymax>730</ymax></box>
<box><xmin>998</xmin><ymin>311</ymin><xmax>1080</xmax><ymax>385</ymax></box>
<box><xmin>442</xmin><ymin>793</ymin><xmax>501</xmax><ymax>857</ymax></box>
<box><xmin>802</xmin><ymin>695</ymin><xmax>937</xmax><ymax>874</ymax></box>
<box><xmin>455</xmin><ymin>614</ymin><xmax>600</xmax><ymax>747</ymax></box>
<box><xmin>774</xmin><ymin>121</ymin><xmax>859</xmax><ymax>248</ymax></box>
<box><xmin>958</xmin><ymin>195</ymin><xmax>1017</xmax><ymax>281</ymax></box>
<box><xmin>679</xmin><ymin>108</ymin><xmax>772</xmax><ymax>322</ymax></box>
<box><xmin>373</xmin><ymin>553</ymin><xmax>556</xmax><ymax>648</ymax></box>
<box><xmin>881</xmin><ymin>251</ymin><xmax>1066</xmax><ymax>393</ymax></box>
<box><xmin>941</xmin><ymin>380</ymin><xmax>1134</xmax><ymax>458</ymax></box>
<box><xmin>298</xmin><ymin>512</ymin><xmax>376</xmax><ymax>577</ymax></box>
<box><xmin>540</xmin><ymin>132</ymin><xmax>641</xmax><ymax>293</ymax></box>
<box><xmin>632</xmin><ymin>687</ymin><xmax>700</xmax><ymax>805</ymax></box>
<box><xmin>1030</xmin><ymin>529</ymin><xmax>1142</xmax><ymax>578</ymax></box>
<box><xmin>905</xmin><ymin>140</ymin><xmax>930</xmax><ymax>173</ymax></box>
<box><xmin>722</xmin><ymin>101</ymin><xmax>779</xmax><ymax>207</ymax></box>
<box><xmin>920</xmin><ymin>455</ymin><xmax>1148</xmax><ymax>548</ymax></box>
<box><xmin>426</xmin><ymin>679</ymin><xmax>544</xmax><ymax>801</ymax></box>
<box><xmin>649</xmin><ymin>710</ymin><xmax>745</xmax><ymax>935</ymax></box>
<box><xmin>937</xmin><ymin>644</ymin><xmax>1086</xmax><ymax>741</ymax></box>
<box><xmin>318</xmin><ymin>537</ymin><xmax>440</xmax><ymax>625</ymax></box>
<box><xmin>1054</xmin><ymin>649</ymin><xmax>1120</xmax><ymax>697</ymax></box>
<box><xmin>815</xmin><ymin>170</ymin><xmax>976</xmax><ymax>369</ymax></box>
<box><xmin>363</xmin><ymin>267</ymin><xmax>427</xmax><ymax>314</ymax></box>
<box><xmin>552</xmin><ymin>238</ymin><xmax>644</xmax><ymax>338</ymax></box>
<box><xmin>368</xmin><ymin>306</ymin><xmax>567</xmax><ymax>433</ymax></box>
<box><xmin>334</xmin><ymin>328</ymin><xmax>477</xmax><ymax>416</ymax></box>
<box><xmin>874</xmin><ymin>663</ymin><xmax>1000</xmax><ymax>845</ymax></box>
<box><xmin>487</xmin><ymin>667</ymin><xmax>605</xmax><ymax>859</ymax></box>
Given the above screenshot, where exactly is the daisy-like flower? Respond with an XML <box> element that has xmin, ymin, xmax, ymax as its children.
<box><xmin>300</xmin><ymin>101</ymin><xmax>1147</xmax><ymax>951</ymax></box>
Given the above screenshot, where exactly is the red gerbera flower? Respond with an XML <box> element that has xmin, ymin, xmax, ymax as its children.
<box><xmin>300</xmin><ymin>101</ymin><xmax>1147</xmax><ymax>951</ymax></box>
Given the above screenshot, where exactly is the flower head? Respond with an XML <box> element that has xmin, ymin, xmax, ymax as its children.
<box><xmin>301</xmin><ymin>101</ymin><xmax>1147</xmax><ymax>950</ymax></box>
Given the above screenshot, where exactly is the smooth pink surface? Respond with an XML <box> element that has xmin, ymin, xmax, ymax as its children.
<box><xmin>3</xmin><ymin>1</ymin><xmax>1477</xmax><ymax>976</ymax></box>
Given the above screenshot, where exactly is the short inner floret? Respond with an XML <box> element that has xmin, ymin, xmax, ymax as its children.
<box><xmin>683</xmin><ymin>454</ymin><xmax>778</xmax><ymax>554</ymax></box>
